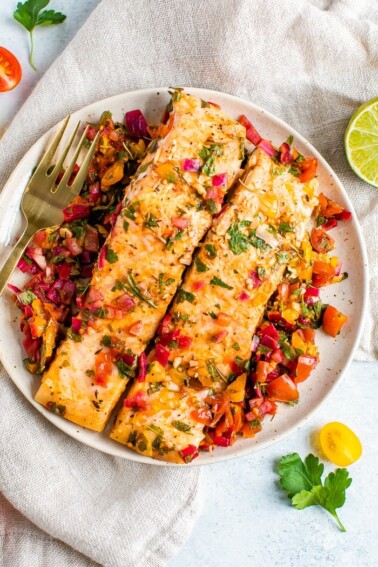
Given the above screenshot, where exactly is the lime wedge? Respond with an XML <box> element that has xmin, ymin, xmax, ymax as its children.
<box><xmin>344</xmin><ymin>97</ymin><xmax>378</xmax><ymax>188</ymax></box>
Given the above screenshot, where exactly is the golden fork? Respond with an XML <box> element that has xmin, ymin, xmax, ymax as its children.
<box><xmin>0</xmin><ymin>118</ymin><xmax>100</xmax><ymax>296</ymax></box>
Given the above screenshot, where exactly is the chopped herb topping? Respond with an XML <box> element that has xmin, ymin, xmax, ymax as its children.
<box><xmin>206</xmin><ymin>360</ymin><xmax>227</xmax><ymax>382</ymax></box>
<box><xmin>278</xmin><ymin>222</ymin><xmax>295</xmax><ymax>234</ymax></box>
<box><xmin>115</xmin><ymin>273</ymin><xmax>157</xmax><ymax>308</ymax></box>
<box><xmin>257</xmin><ymin>267</ymin><xmax>266</xmax><ymax>280</ymax></box>
<box><xmin>210</xmin><ymin>276</ymin><xmax>233</xmax><ymax>290</ymax></box>
<box><xmin>144</xmin><ymin>213</ymin><xmax>160</xmax><ymax>228</ymax></box>
<box><xmin>199</xmin><ymin>144</ymin><xmax>224</xmax><ymax>176</ymax></box>
<box><xmin>227</xmin><ymin>222</ymin><xmax>251</xmax><ymax>255</ymax></box>
<box><xmin>206</xmin><ymin>199</ymin><xmax>218</xmax><ymax>214</ymax></box>
<box><xmin>276</xmin><ymin>251</ymin><xmax>291</xmax><ymax>264</ymax></box>
<box><xmin>172</xmin><ymin>421</ymin><xmax>191</xmax><ymax>432</ymax></box>
<box><xmin>47</xmin><ymin>402</ymin><xmax>66</xmax><ymax>416</ymax></box>
<box><xmin>194</xmin><ymin>256</ymin><xmax>210</xmax><ymax>272</ymax></box>
<box><xmin>67</xmin><ymin>328</ymin><xmax>83</xmax><ymax>342</ymax></box>
<box><xmin>106</xmin><ymin>247</ymin><xmax>118</xmax><ymax>263</ymax></box>
<box><xmin>123</xmin><ymin>220</ymin><xmax>129</xmax><ymax>232</ymax></box>
<box><xmin>205</xmin><ymin>244</ymin><xmax>217</xmax><ymax>258</ymax></box>
<box><xmin>124</xmin><ymin>204</ymin><xmax>136</xmax><ymax>220</ymax></box>
<box><xmin>249</xmin><ymin>229</ymin><xmax>271</xmax><ymax>251</ymax></box>
<box><xmin>177</xmin><ymin>289</ymin><xmax>196</xmax><ymax>304</ymax></box>
<box><xmin>116</xmin><ymin>359</ymin><xmax>136</xmax><ymax>378</ymax></box>
<box><xmin>93</xmin><ymin>307</ymin><xmax>109</xmax><ymax>319</ymax></box>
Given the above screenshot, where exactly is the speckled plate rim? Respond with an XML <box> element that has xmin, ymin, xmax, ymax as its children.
<box><xmin>0</xmin><ymin>87</ymin><xmax>369</xmax><ymax>466</ymax></box>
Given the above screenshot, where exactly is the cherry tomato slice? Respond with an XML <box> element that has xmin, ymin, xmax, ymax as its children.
<box><xmin>319</xmin><ymin>422</ymin><xmax>362</xmax><ymax>466</ymax></box>
<box><xmin>322</xmin><ymin>305</ymin><xmax>348</xmax><ymax>337</ymax></box>
<box><xmin>299</xmin><ymin>157</ymin><xmax>318</xmax><ymax>183</ymax></box>
<box><xmin>310</xmin><ymin>228</ymin><xmax>335</xmax><ymax>253</ymax></box>
<box><xmin>0</xmin><ymin>47</ymin><xmax>22</xmax><ymax>92</ymax></box>
<box><xmin>94</xmin><ymin>351</ymin><xmax>113</xmax><ymax>386</ymax></box>
<box><xmin>266</xmin><ymin>374</ymin><xmax>299</xmax><ymax>402</ymax></box>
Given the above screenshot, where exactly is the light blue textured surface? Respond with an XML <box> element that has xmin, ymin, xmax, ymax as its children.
<box><xmin>0</xmin><ymin>3</ymin><xmax>377</xmax><ymax>566</ymax></box>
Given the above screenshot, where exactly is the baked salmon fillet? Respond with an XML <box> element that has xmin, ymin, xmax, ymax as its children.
<box><xmin>110</xmin><ymin>148</ymin><xmax>318</xmax><ymax>462</ymax></box>
<box><xmin>34</xmin><ymin>92</ymin><xmax>245</xmax><ymax>431</ymax></box>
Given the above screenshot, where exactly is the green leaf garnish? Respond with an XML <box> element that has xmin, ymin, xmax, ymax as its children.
<box><xmin>210</xmin><ymin>276</ymin><xmax>233</xmax><ymax>290</ymax></box>
<box><xmin>194</xmin><ymin>256</ymin><xmax>210</xmax><ymax>273</ymax></box>
<box><xmin>277</xmin><ymin>453</ymin><xmax>352</xmax><ymax>532</ymax></box>
<box><xmin>13</xmin><ymin>0</ymin><xmax>66</xmax><ymax>71</ymax></box>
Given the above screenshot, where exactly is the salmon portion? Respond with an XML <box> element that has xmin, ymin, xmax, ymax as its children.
<box><xmin>110</xmin><ymin>148</ymin><xmax>318</xmax><ymax>461</ymax></box>
<box><xmin>35</xmin><ymin>92</ymin><xmax>245</xmax><ymax>431</ymax></box>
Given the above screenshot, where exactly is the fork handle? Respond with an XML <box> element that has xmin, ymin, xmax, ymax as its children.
<box><xmin>0</xmin><ymin>225</ymin><xmax>36</xmax><ymax>296</ymax></box>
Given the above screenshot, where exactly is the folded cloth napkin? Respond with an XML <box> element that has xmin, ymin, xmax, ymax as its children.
<box><xmin>1</xmin><ymin>0</ymin><xmax>378</xmax><ymax>565</ymax></box>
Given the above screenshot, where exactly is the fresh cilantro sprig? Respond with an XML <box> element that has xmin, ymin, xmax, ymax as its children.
<box><xmin>277</xmin><ymin>453</ymin><xmax>352</xmax><ymax>532</ymax></box>
<box><xmin>13</xmin><ymin>0</ymin><xmax>67</xmax><ymax>71</ymax></box>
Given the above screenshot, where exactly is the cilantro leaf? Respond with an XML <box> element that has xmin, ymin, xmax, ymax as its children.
<box><xmin>277</xmin><ymin>453</ymin><xmax>352</xmax><ymax>532</ymax></box>
<box><xmin>13</xmin><ymin>0</ymin><xmax>66</xmax><ymax>71</ymax></box>
<box><xmin>227</xmin><ymin>222</ymin><xmax>250</xmax><ymax>255</ymax></box>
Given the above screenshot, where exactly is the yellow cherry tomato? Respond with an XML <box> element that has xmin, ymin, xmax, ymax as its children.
<box><xmin>319</xmin><ymin>422</ymin><xmax>362</xmax><ymax>466</ymax></box>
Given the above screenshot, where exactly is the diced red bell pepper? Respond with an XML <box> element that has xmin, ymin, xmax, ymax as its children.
<box><xmin>155</xmin><ymin>343</ymin><xmax>170</xmax><ymax>367</ymax></box>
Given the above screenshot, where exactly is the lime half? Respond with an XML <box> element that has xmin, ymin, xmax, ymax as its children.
<box><xmin>344</xmin><ymin>97</ymin><xmax>378</xmax><ymax>188</ymax></box>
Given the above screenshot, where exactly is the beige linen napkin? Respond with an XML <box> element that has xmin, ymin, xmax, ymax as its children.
<box><xmin>0</xmin><ymin>0</ymin><xmax>378</xmax><ymax>565</ymax></box>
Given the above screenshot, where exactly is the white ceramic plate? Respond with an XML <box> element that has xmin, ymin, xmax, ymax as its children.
<box><xmin>0</xmin><ymin>87</ymin><xmax>368</xmax><ymax>466</ymax></box>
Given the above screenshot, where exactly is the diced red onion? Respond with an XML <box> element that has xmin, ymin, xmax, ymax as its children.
<box><xmin>98</xmin><ymin>246</ymin><xmax>106</xmax><ymax>269</ymax></box>
<box><xmin>26</xmin><ymin>246</ymin><xmax>46</xmax><ymax>271</ymax></box>
<box><xmin>80</xmin><ymin>265</ymin><xmax>93</xmax><ymax>278</ymax></box>
<box><xmin>89</xmin><ymin>182</ymin><xmax>101</xmax><ymax>203</ymax></box>
<box><xmin>86</xmin><ymin>126</ymin><xmax>98</xmax><ymax>141</ymax></box>
<box><xmin>71</xmin><ymin>317</ymin><xmax>82</xmax><ymax>333</ymax></box>
<box><xmin>84</xmin><ymin>226</ymin><xmax>99</xmax><ymax>252</ymax></box>
<box><xmin>65</xmin><ymin>237</ymin><xmax>83</xmax><ymax>257</ymax></box>
<box><xmin>251</xmin><ymin>334</ymin><xmax>260</xmax><ymax>352</ymax></box>
<box><xmin>7</xmin><ymin>283</ymin><xmax>21</xmax><ymax>294</ymax></box>
<box><xmin>125</xmin><ymin>109</ymin><xmax>148</xmax><ymax>138</ymax></box>
<box><xmin>212</xmin><ymin>173</ymin><xmax>228</xmax><ymax>187</ymax></box>
<box><xmin>158</xmin><ymin>329</ymin><xmax>181</xmax><ymax>347</ymax></box>
<box><xmin>304</xmin><ymin>286</ymin><xmax>319</xmax><ymax>299</ymax></box>
<box><xmin>17</xmin><ymin>257</ymin><xmax>39</xmax><ymax>274</ymax></box>
<box><xmin>335</xmin><ymin>262</ymin><xmax>342</xmax><ymax>276</ymax></box>
<box><xmin>239</xmin><ymin>290</ymin><xmax>250</xmax><ymax>301</ymax></box>
<box><xmin>249</xmin><ymin>270</ymin><xmax>263</xmax><ymax>289</ymax></box>
<box><xmin>120</xmin><ymin>353</ymin><xmax>136</xmax><ymax>366</ymax></box>
<box><xmin>239</xmin><ymin>115</ymin><xmax>262</xmax><ymax>145</ymax></box>
<box><xmin>279</xmin><ymin>142</ymin><xmax>294</xmax><ymax>164</ymax></box>
<box><xmin>115</xmin><ymin>293</ymin><xmax>136</xmax><ymax>310</ymax></box>
<box><xmin>258</xmin><ymin>139</ymin><xmax>278</xmax><ymax>158</ymax></box>
<box><xmin>158</xmin><ymin>314</ymin><xmax>173</xmax><ymax>336</ymax></box>
<box><xmin>172</xmin><ymin>216</ymin><xmax>189</xmax><ymax>229</ymax></box>
<box><xmin>137</xmin><ymin>352</ymin><xmax>147</xmax><ymax>382</ymax></box>
<box><xmin>181</xmin><ymin>159</ymin><xmax>200</xmax><ymax>172</ymax></box>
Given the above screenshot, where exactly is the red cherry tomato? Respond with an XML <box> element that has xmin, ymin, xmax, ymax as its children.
<box><xmin>310</xmin><ymin>228</ymin><xmax>335</xmax><ymax>253</ymax></box>
<box><xmin>0</xmin><ymin>47</ymin><xmax>22</xmax><ymax>92</ymax></box>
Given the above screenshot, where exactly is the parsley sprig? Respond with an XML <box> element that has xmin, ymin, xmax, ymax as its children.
<box><xmin>278</xmin><ymin>453</ymin><xmax>352</xmax><ymax>532</ymax></box>
<box><xmin>13</xmin><ymin>0</ymin><xmax>66</xmax><ymax>71</ymax></box>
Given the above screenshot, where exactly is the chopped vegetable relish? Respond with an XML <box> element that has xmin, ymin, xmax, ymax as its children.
<box><xmin>9</xmin><ymin>93</ymin><xmax>351</xmax><ymax>461</ymax></box>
